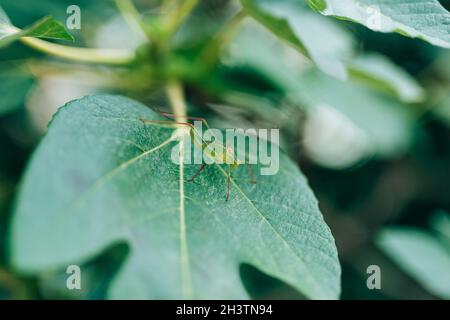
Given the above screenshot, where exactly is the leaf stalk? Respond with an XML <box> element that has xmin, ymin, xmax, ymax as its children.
<box><xmin>20</xmin><ymin>37</ymin><xmax>135</xmax><ymax>65</ymax></box>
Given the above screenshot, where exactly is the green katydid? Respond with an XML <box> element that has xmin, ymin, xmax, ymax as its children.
<box><xmin>140</xmin><ymin>112</ymin><xmax>256</xmax><ymax>201</ymax></box>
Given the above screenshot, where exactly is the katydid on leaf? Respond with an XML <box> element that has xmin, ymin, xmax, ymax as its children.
<box><xmin>140</xmin><ymin>113</ymin><xmax>256</xmax><ymax>201</ymax></box>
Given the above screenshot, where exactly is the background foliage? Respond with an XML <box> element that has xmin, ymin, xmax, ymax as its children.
<box><xmin>1</xmin><ymin>0</ymin><xmax>450</xmax><ymax>299</ymax></box>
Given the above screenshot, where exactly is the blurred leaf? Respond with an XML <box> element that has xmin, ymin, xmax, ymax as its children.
<box><xmin>225</xmin><ymin>20</ymin><xmax>307</xmax><ymax>97</ymax></box>
<box><xmin>0</xmin><ymin>268</ymin><xmax>30</xmax><ymax>299</ymax></box>
<box><xmin>433</xmin><ymin>94</ymin><xmax>450</xmax><ymax>127</ymax></box>
<box><xmin>241</xmin><ymin>0</ymin><xmax>354</xmax><ymax>79</ymax></box>
<box><xmin>0</xmin><ymin>5</ymin><xmax>73</xmax><ymax>47</ymax></box>
<box><xmin>0</xmin><ymin>64</ymin><xmax>34</xmax><ymax>116</ymax></box>
<box><xmin>11</xmin><ymin>95</ymin><xmax>341</xmax><ymax>299</ymax></box>
<box><xmin>349</xmin><ymin>53</ymin><xmax>426</xmax><ymax>103</ymax></box>
<box><xmin>297</xmin><ymin>70</ymin><xmax>415</xmax><ymax>158</ymax></box>
<box><xmin>377</xmin><ymin>228</ymin><xmax>450</xmax><ymax>299</ymax></box>
<box><xmin>308</xmin><ymin>0</ymin><xmax>450</xmax><ymax>48</ymax></box>
<box><xmin>0</xmin><ymin>0</ymin><xmax>117</xmax><ymax>49</ymax></box>
<box><xmin>0</xmin><ymin>6</ymin><xmax>10</xmax><ymax>24</ymax></box>
<box><xmin>226</xmin><ymin>26</ymin><xmax>416</xmax><ymax>167</ymax></box>
<box><xmin>0</xmin><ymin>0</ymin><xmax>114</xmax><ymax>24</ymax></box>
<box><xmin>431</xmin><ymin>211</ymin><xmax>450</xmax><ymax>242</ymax></box>
<box><xmin>302</xmin><ymin>103</ymin><xmax>373</xmax><ymax>169</ymax></box>
<box><xmin>20</xmin><ymin>16</ymin><xmax>74</xmax><ymax>41</ymax></box>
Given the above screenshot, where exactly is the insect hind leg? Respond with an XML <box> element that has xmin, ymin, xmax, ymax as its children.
<box><xmin>140</xmin><ymin>118</ymin><xmax>195</xmax><ymax>129</ymax></box>
<box><xmin>188</xmin><ymin>163</ymin><xmax>207</xmax><ymax>182</ymax></box>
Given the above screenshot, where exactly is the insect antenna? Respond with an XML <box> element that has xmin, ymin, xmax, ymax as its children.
<box><xmin>156</xmin><ymin>111</ymin><xmax>211</xmax><ymax>129</ymax></box>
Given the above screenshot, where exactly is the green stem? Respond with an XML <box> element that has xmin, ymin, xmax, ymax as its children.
<box><xmin>27</xmin><ymin>59</ymin><xmax>153</xmax><ymax>91</ymax></box>
<box><xmin>114</xmin><ymin>0</ymin><xmax>148</xmax><ymax>40</ymax></box>
<box><xmin>20</xmin><ymin>37</ymin><xmax>135</xmax><ymax>65</ymax></box>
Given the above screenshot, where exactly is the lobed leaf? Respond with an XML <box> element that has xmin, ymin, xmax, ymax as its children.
<box><xmin>0</xmin><ymin>5</ymin><xmax>10</xmax><ymax>24</ymax></box>
<box><xmin>11</xmin><ymin>95</ymin><xmax>341</xmax><ymax>299</ymax></box>
<box><xmin>433</xmin><ymin>93</ymin><xmax>450</xmax><ymax>128</ymax></box>
<box><xmin>431</xmin><ymin>211</ymin><xmax>450</xmax><ymax>243</ymax></box>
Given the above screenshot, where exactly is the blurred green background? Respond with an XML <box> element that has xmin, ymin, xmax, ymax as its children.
<box><xmin>1</xmin><ymin>0</ymin><xmax>450</xmax><ymax>299</ymax></box>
